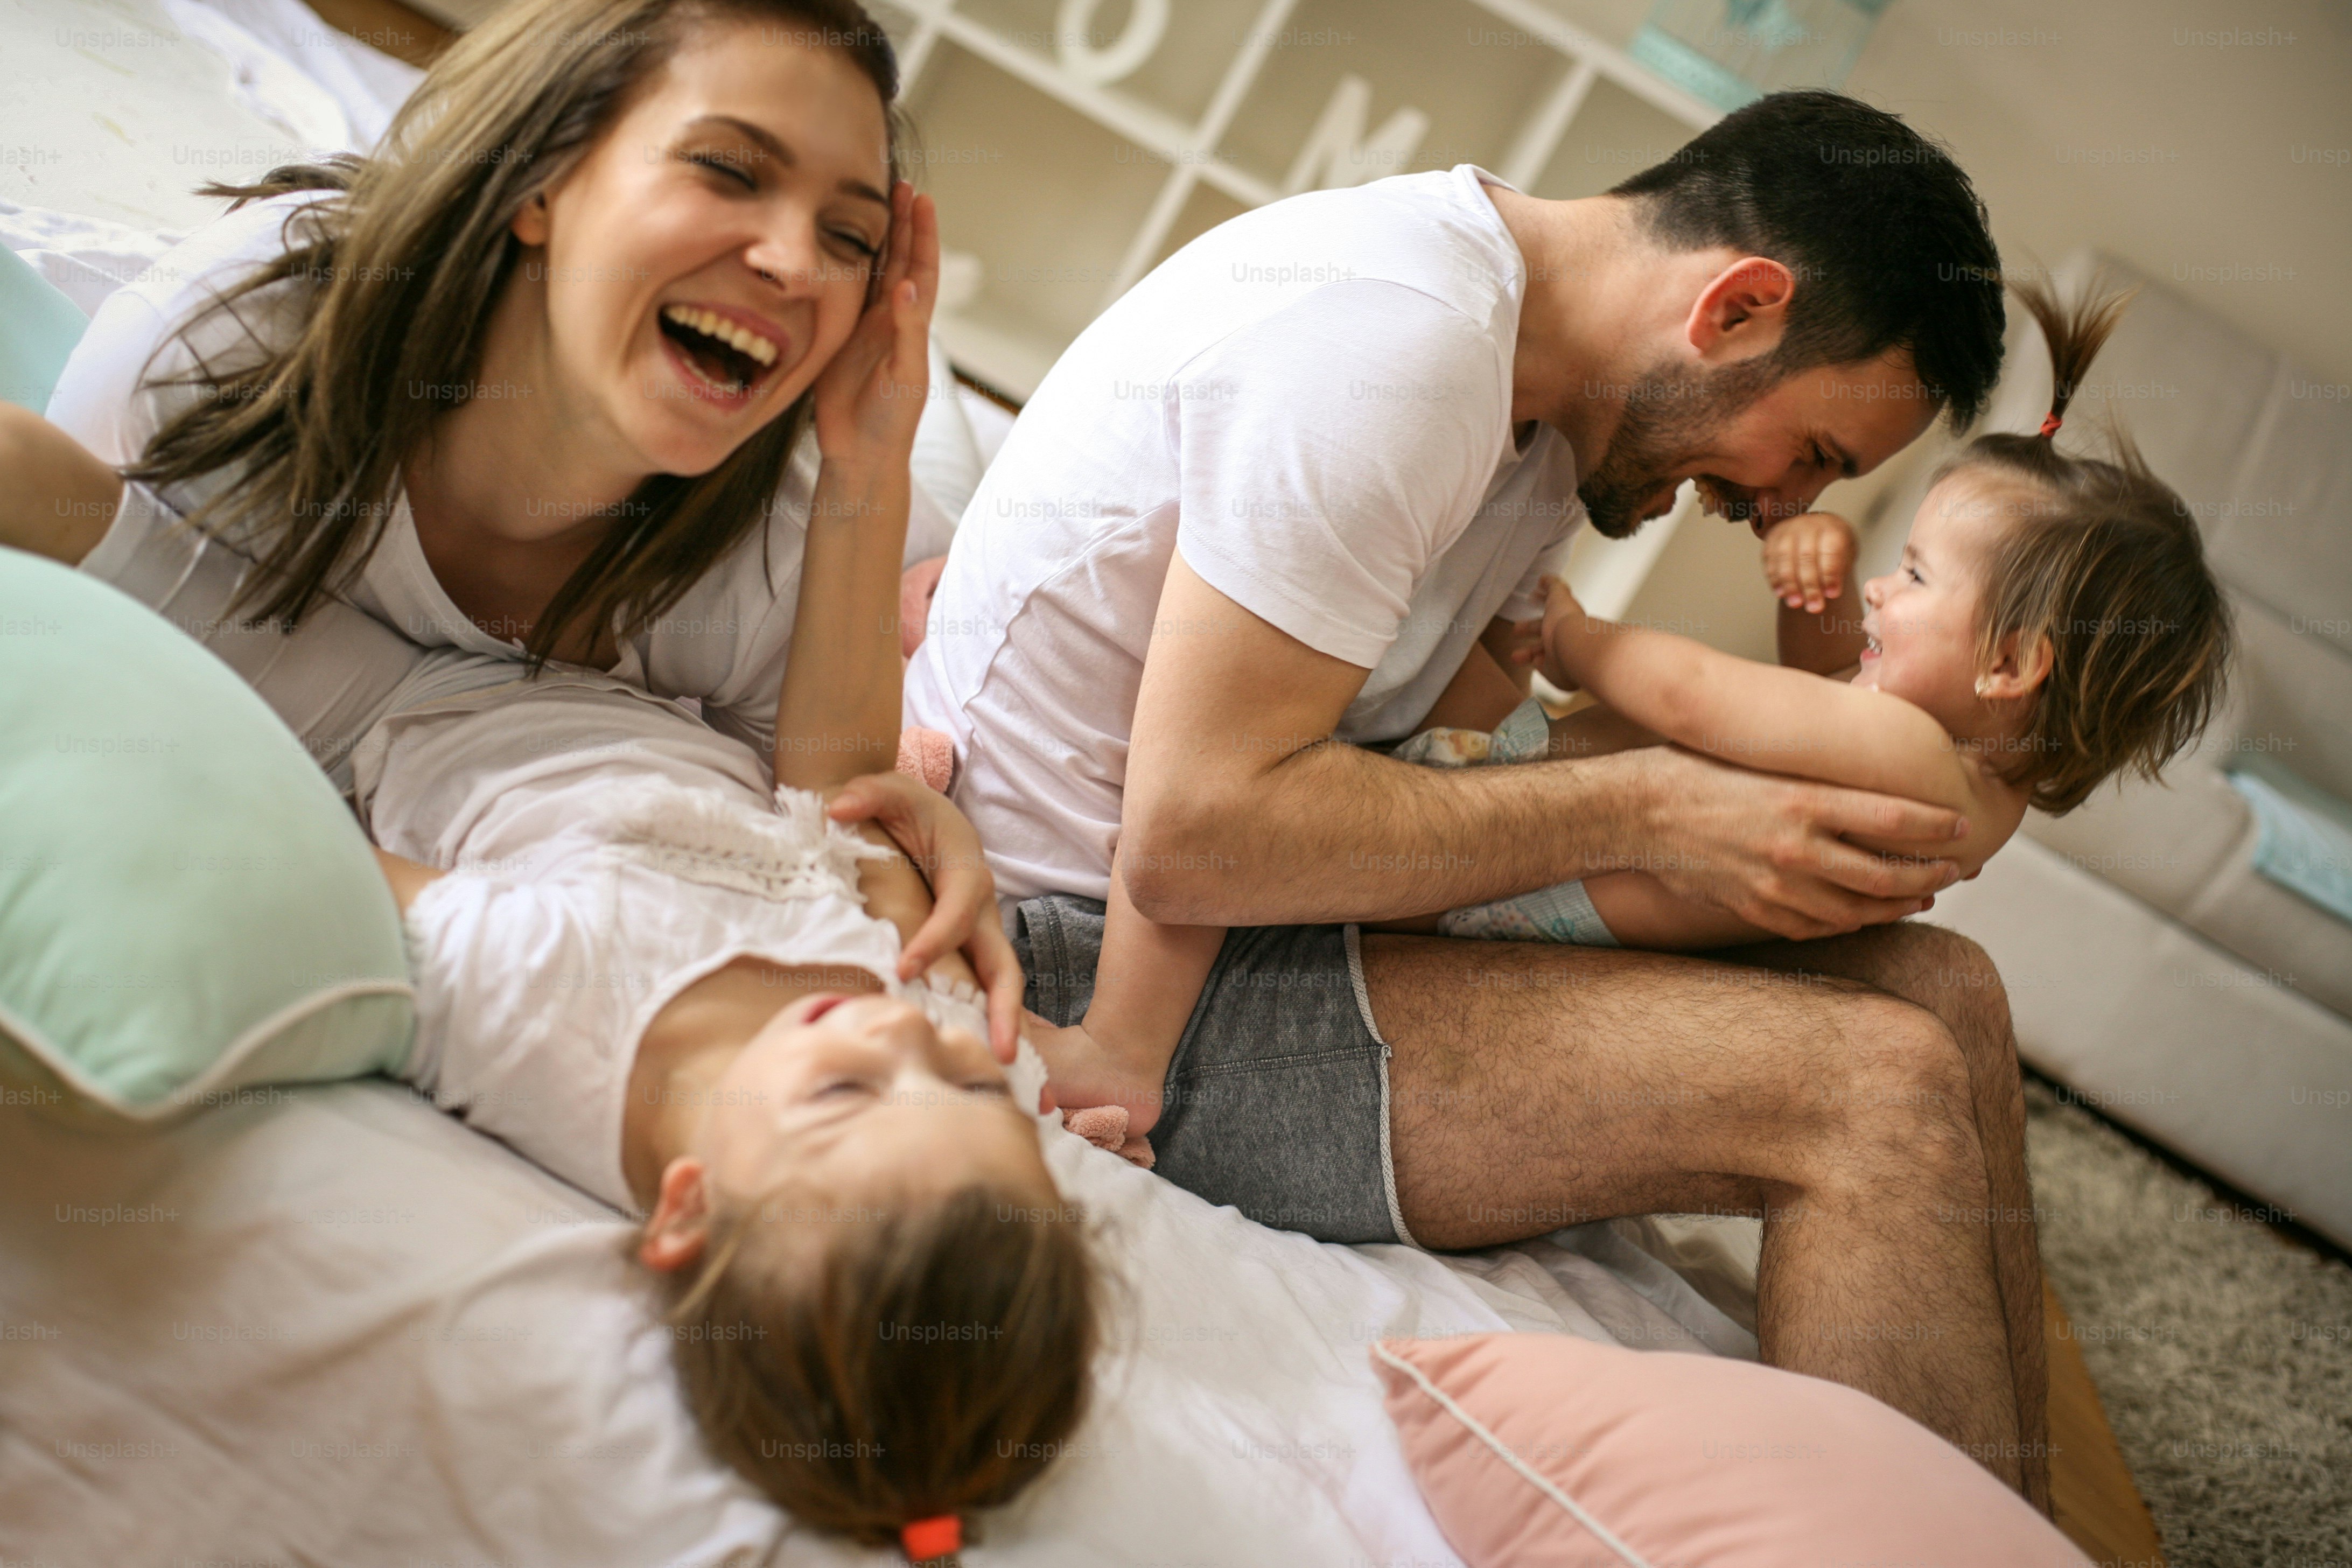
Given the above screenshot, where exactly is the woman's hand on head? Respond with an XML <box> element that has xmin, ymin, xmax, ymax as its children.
<box><xmin>826</xmin><ymin>770</ymin><xmax>1023</xmax><ymax>1061</ymax></box>
<box><xmin>810</xmin><ymin>181</ymin><xmax>939</xmax><ymax>475</ymax></box>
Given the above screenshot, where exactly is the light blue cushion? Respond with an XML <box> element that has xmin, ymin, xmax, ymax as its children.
<box><xmin>0</xmin><ymin>548</ymin><xmax>413</xmax><ymax>1118</ymax></box>
<box><xmin>2228</xmin><ymin>762</ymin><xmax>2352</xmax><ymax>927</ymax></box>
<box><xmin>0</xmin><ymin>243</ymin><xmax>88</xmax><ymax>412</ymax></box>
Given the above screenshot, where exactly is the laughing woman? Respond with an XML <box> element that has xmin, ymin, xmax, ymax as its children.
<box><xmin>21</xmin><ymin>0</ymin><xmax>937</xmax><ymax>795</ymax></box>
<box><xmin>0</xmin><ymin>0</ymin><xmax>1030</xmax><ymax>1026</ymax></box>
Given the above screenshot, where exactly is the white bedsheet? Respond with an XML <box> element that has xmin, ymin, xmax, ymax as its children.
<box><xmin>1</xmin><ymin>1066</ymin><xmax>1757</xmax><ymax>1565</ymax></box>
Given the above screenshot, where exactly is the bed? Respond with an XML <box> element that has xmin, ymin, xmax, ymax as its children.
<box><xmin>3</xmin><ymin>1064</ymin><xmax>1769</xmax><ymax>1565</ymax></box>
<box><xmin>0</xmin><ymin>4</ymin><xmax>1771</xmax><ymax>1560</ymax></box>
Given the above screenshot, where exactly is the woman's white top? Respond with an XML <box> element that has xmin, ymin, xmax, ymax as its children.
<box><xmin>362</xmin><ymin>661</ymin><xmax>984</xmax><ymax>1212</ymax></box>
<box><xmin>48</xmin><ymin>190</ymin><xmax>962</xmax><ymax>787</ymax></box>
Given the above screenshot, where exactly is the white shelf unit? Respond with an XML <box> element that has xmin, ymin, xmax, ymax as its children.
<box><xmin>869</xmin><ymin>0</ymin><xmax>1718</xmax><ymax>401</ymax></box>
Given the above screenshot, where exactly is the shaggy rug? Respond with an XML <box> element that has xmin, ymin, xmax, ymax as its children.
<box><xmin>2024</xmin><ymin>1077</ymin><xmax>2352</xmax><ymax>1563</ymax></box>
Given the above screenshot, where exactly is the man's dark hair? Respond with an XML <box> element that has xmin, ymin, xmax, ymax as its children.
<box><xmin>1610</xmin><ymin>89</ymin><xmax>2005</xmax><ymax>426</ymax></box>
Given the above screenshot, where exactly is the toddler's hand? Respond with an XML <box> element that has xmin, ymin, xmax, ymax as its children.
<box><xmin>1760</xmin><ymin>512</ymin><xmax>1856</xmax><ymax>615</ymax></box>
<box><xmin>1499</xmin><ymin>612</ymin><xmax>1579</xmax><ymax>692</ymax></box>
<box><xmin>1534</xmin><ymin>574</ymin><xmax>1587</xmax><ymax>687</ymax></box>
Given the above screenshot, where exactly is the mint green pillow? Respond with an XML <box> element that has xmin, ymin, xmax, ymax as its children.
<box><xmin>0</xmin><ymin>548</ymin><xmax>412</xmax><ymax>1119</ymax></box>
<box><xmin>0</xmin><ymin>243</ymin><xmax>88</xmax><ymax>412</ymax></box>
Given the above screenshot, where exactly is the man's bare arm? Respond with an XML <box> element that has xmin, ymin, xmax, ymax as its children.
<box><xmin>1121</xmin><ymin>551</ymin><xmax>1968</xmax><ymax>938</ymax></box>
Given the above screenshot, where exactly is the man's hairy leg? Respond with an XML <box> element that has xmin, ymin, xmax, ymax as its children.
<box><xmin>1363</xmin><ymin>933</ymin><xmax>2028</xmax><ymax>1491</ymax></box>
<box><xmin>1719</xmin><ymin>923</ymin><xmax>2050</xmax><ymax>1513</ymax></box>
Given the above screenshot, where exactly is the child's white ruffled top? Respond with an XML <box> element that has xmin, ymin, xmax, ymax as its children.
<box><xmin>358</xmin><ymin>661</ymin><xmax>996</xmax><ymax>1212</ymax></box>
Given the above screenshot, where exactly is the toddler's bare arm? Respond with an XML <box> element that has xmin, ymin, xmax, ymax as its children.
<box><xmin>1030</xmin><ymin>845</ymin><xmax>1220</xmax><ymax>1135</ymax></box>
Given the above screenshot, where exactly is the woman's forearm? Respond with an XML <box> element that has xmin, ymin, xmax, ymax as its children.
<box><xmin>772</xmin><ymin>461</ymin><xmax>911</xmax><ymax>790</ymax></box>
<box><xmin>0</xmin><ymin>404</ymin><xmax>120</xmax><ymax>564</ymax></box>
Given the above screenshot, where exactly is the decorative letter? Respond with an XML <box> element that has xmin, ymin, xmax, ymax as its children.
<box><xmin>1282</xmin><ymin>74</ymin><xmax>1429</xmax><ymax>194</ymax></box>
<box><xmin>1055</xmin><ymin>0</ymin><xmax>1169</xmax><ymax>86</ymax></box>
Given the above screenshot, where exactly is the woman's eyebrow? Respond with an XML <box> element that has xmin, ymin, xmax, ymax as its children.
<box><xmin>682</xmin><ymin>114</ymin><xmax>890</xmax><ymax>208</ymax></box>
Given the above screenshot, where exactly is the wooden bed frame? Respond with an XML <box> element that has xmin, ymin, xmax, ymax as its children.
<box><xmin>2048</xmin><ymin>1281</ymin><xmax>2166</xmax><ymax>1565</ymax></box>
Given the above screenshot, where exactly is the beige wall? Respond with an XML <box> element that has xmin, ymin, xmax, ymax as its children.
<box><xmin>1545</xmin><ymin>0</ymin><xmax>2352</xmax><ymax>383</ymax></box>
<box><xmin>1854</xmin><ymin>0</ymin><xmax>2352</xmax><ymax>387</ymax></box>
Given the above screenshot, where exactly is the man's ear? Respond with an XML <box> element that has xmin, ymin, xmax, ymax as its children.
<box><xmin>1684</xmin><ymin>256</ymin><xmax>1796</xmax><ymax>361</ymax></box>
<box><xmin>1977</xmin><ymin>631</ymin><xmax>2054</xmax><ymax>703</ymax></box>
<box><xmin>638</xmin><ymin>1156</ymin><xmax>713</xmax><ymax>1273</ymax></box>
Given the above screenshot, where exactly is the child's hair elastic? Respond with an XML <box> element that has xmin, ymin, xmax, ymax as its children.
<box><xmin>902</xmin><ymin>1515</ymin><xmax>962</xmax><ymax>1563</ymax></box>
<box><xmin>2038</xmin><ymin>411</ymin><xmax>2063</xmax><ymax>438</ymax></box>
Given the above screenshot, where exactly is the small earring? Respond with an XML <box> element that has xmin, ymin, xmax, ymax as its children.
<box><xmin>1974</xmin><ymin>675</ymin><xmax>1996</xmax><ymax>698</ymax></box>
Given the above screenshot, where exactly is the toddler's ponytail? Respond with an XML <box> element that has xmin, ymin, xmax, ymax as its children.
<box><xmin>2011</xmin><ymin>277</ymin><xmax>2132</xmax><ymax>442</ymax></box>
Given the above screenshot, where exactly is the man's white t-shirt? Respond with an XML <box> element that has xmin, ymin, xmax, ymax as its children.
<box><xmin>906</xmin><ymin>165</ymin><xmax>1585</xmax><ymax>906</ymax></box>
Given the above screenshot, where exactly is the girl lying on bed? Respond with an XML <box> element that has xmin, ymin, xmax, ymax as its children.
<box><xmin>0</xmin><ymin>0</ymin><xmax>1099</xmax><ymax>1550</ymax></box>
<box><xmin>359</xmin><ymin>655</ymin><xmax>1095</xmax><ymax>1567</ymax></box>
<box><xmin>1036</xmin><ymin>281</ymin><xmax>2233</xmax><ymax>1138</ymax></box>
<box><xmin>4</xmin><ymin>278</ymin><xmax>1086</xmax><ymax>1568</ymax></box>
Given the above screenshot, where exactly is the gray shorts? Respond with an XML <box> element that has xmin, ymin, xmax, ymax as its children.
<box><xmin>1014</xmin><ymin>894</ymin><xmax>1416</xmax><ymax>1247</ymax></box>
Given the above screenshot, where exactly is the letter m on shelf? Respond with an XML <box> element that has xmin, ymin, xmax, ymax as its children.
<box><xmin>1282</xmin><ymin>74</ymin><xmax>1430</xmax><ymax>194</ymax></box>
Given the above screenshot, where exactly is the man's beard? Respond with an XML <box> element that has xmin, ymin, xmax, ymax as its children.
<box><xmin>1575</xmin><ymin>356</ymin><xmax>1782</xmax><ymax>539</ymax></box>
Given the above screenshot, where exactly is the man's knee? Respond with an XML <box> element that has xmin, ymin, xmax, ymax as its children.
<box><xmin>1851</xmin><ymin>922</ymin><xmax>2022</xmax><ymax>1085</ymax></box>
<box><xmin>1870</xmin><ymin>922</ymin><xmax>2007</xmax><ymax>1018</ymax></box>
<box><xmin>1814</xmin><ymin>994</ymin><xmax>1984</xmax><ymax>1177</ymax></box>
<box><xmin>1902</xmin><ymin>922</ymin><xmax>2007</xmax><ymax>1001</ymax></box>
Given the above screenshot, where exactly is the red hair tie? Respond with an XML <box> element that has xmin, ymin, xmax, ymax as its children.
<box><xmin>902</xmin><ymin>1516</ymin><xmax>961</xmax><ymax>1562</ymax></box>
<box><xmin>2038</xmin><ymin>411</ymin><xmax>2063</xmax><ymax>438</ymax></box>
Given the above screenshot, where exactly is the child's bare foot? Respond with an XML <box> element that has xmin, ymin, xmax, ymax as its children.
<box><xmin>1023</xmin><ymin>1013</ymin><xmax>1170</xmax><ymax>1136</ymax></box>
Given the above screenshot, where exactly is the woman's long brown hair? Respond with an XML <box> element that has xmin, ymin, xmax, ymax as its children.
<box><xmin>124</xmin><ymin>0</ymin><xmax>902</xmax><ymax>662</ymax></box>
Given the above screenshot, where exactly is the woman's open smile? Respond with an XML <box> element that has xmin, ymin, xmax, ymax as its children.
<box><xmin>656</xmin><ymin>300</ymin><xmax>791</xmax><ymax>404</ymax></box>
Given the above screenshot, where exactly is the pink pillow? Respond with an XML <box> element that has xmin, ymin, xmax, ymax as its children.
<box><xmin>895</xmin><ymin>725</ymin><xmax>955</xmax><ymax>794</ymax></box>
<box><xmin>1375</xmin><ymin>1335</ymin><xmax>2088</xmax><ymax>1568</ymax></box>
<box><xmin>899</xmin><ymin>555</ymin><xmax>949</xmax><ymax>659</ymax></box>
